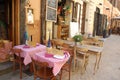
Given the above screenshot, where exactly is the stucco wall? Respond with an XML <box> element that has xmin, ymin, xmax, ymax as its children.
<box><xmin>20</xmin><ymin>0</ymin><xmax>41</xmax><ymax>44</ymax></box>
<box><xmin>84</xmin><ymin>0</ymin><xmax>103</xmax><ymax>35</ymax></box>
<box><xmin>85</xmin><ymin>2</ymin><xmax>96</xmax><ymax>35</ymax></box>
<box><xmin>27</xmin><ymin>0</ymin><xmax>41</xmax><ymax>44</ymax></box>
<box><xmin>103</xmin><ymin>0</ymin><xmax>120</xmax><ymax>28</ymax></box>
<box><xmin>73</xmin><ymin>0</ymin><xmax>104</xmax><ymax>35</ymax></box>
<box><xmin>103</xmin><ymin>0</ymin><xmax>112</xmax><ymax>20</ymax></box>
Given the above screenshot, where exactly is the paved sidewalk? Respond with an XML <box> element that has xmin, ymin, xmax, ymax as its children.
<box><xmin>69</xmin><ymin>35</ymin><xmax>120</xmax><ymax>80</ymax></box>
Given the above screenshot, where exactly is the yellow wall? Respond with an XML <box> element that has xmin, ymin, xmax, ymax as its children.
<box><xmin>26</xmin><ymin>0</ymin><xmax>41</xmax><ymax>44</ymax></box>
<box><xmin>46</xmin><ymin>21</ymin><xmax>53</xmax><ymax>40</ymax></box>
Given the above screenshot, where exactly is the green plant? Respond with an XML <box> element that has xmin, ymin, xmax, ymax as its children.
<box><xmin>73</xmin><ymin>34</ymin><xmax>83</xmax><ymax>42</ymax></box>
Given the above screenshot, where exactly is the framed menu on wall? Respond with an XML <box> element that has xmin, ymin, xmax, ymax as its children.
<box><xmin>46</xmin><ymin>7</ymin><xmax>57</xmax><ymax>21</ymax></box>
<box><xmin>46</xmin><ymin>0</ymin><xmax>58</xmax><ymax>22</ymax></box>
<box><xmin>47</xmin><ymin>0</ymin><xmax>57</xmax><ymax>8</ymax></box>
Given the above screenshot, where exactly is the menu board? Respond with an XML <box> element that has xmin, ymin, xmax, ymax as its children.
<box><xmin>46</xmin><ymin>7</ymin><xmax>57</xmax><ymax>21</ymax></box>
<box><xmin>46</xmin><ymin>0</ymin><xmax>57</xmax><ymax>22</ymax></box>
<box><xmin>47</xmin><ymin>0</ymin><xmax>57</xmax><ymax>8</ymax></box>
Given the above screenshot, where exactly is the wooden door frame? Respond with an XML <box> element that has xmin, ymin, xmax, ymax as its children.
<box><xmin>81</xmin><ymin>2</ymin><xmax>86</xmax><ymax>34</ymax></box>
<box><xmin>12</xmin><ymin>0</ymin><xmax>20</xmax><ymax>45</ymax></box>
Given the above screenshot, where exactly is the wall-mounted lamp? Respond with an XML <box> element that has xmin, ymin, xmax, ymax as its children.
<box><xmin>25</xmin><ymin>0</ymin><xmax>31</xmax><ymax>7</ymax></box>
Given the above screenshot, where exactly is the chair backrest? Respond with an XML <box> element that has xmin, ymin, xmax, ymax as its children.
<box><xmin>43</xmin><ymin>40</ymin><xmax>47</xmax><ymax>46</ymax></box>
<box><xmin>67</xmin><ymin>38</ymin><xmax>74</xmax><ymax>41</ymax></box>
<box><xmin>51</xmin><ymin>39</ymin><xmax>55</xmax><ymax>48</ymax></box>
<box><xmin>0</xmin><ymin>40</ymin><xmax>4</xmax><ymax>48</ymax></box>
<box><xmin>81</xmin><ymin>39</ymin><xmax>103</xmax><ymax>47</ymax></box>
<box><xmin>54</xmin><ymin>40</ymin><xmax>63</xmax><ymax>49</ymax></box>
<box><xmin>62</xmin><ymin>47</ymin><xmax>74</xmax><ymax>64</ymax></box>
<box><xmin>12</xmin><ymin>48</ymin><xmax>22</xmax><ymax>62</ymax></box>
<box><xmin>76</xmin><ymin>47</ymin><xmax>88</xmax><ymax>53</ymax></box>
<box><xmin>62</xmin><ymin>43</ymin><xmax>70</xmax><ymax>48</ymax></box>
<box><xmin>97</xmin><ymin>41</ymin><xmax>103</xmax><ymax>47</ymax></box>
<box><xmin>32</xmin><ymin>58</ymin><xmax>50</xmax><ymax>79</ymax></box>
<box><xmin>4</xmin><ymin>42</ymin><xmax>12</xmax><ymax>52</ymax></box>
<box><xmin>76</xmin><ymin>47</ymin><xmax>89</xmax><ymax>60</ymax></box>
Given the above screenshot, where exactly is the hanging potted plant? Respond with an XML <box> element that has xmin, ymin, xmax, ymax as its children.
<box><xmin>73</xmin><ymin>34</ymin><xmax>83</xmax><ymax>45</ymax></box>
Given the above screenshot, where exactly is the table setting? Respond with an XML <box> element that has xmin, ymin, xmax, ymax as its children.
<box><xmin>34</xmin><ymin>47</ymin><xmax>70</xmax><ymax>76</ymax></box>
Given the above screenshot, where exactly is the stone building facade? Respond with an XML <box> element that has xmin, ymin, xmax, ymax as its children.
<box><xmin>103</xmin><ymin>0</ymin><xmax>120</xmax><ymax>29</ymax></box>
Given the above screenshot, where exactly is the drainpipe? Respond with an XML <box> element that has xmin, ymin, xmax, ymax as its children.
<box><xmin>110</xmin><ymin>0</ymin><xmax>114</xmax><ymax>28</ymax></box>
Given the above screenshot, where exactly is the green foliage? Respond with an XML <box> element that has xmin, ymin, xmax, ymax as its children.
<box><xmin>73</xmin><ymin>34</ymin><xmax>83</xmax><ymax>42</ymax></box>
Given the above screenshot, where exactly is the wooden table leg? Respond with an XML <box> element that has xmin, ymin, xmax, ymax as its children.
<box><xmin>93</xmin><ymin>53</ymin><xmax>100</xmax><ymax>74</ymax></box>
<box><xmin>73</xmin><ymin>46</ymin><xmax>76</xmax><ymax>71</ymax></box>
<box><xmin>29</xmin><ymin>62</ymin><xmax>33</xmax><ymax>72</ymax></box>
<box><xmin>97</xmin><ymin>52</ymin><xmax>102</xmax><ymax>69</ymax></box>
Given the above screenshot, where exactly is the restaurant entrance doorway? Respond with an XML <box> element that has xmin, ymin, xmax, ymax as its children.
<box><xmin>0</xmin><ymin>0</ymin><xmax>20</xmax><ymax>45</ymax></box>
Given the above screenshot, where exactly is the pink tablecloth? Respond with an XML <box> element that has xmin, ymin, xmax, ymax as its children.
<box><xmin>13</xmin><ymin>44</ymin><xmax>46</xmax><ymax>65</ymax></box>
<box><xmin>34</xmin><ymin>51</ymin><xmax>70</xmax><ymax>76</ymax></box>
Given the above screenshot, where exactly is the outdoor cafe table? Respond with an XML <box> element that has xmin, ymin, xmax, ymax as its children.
<box><xmin>13</xmin><ymin>44</ymin><xmax>46</xmax><ymax>65</ymax></box>
<box><xmin>34</xmin><ymin>50</ymin><xmax>70</xmax><ymax>76</ymax></box>
<box><xmin>76</xmin><ymin>44</ymin><xmax>103</xmax><ymax>74</ymax></box>
<box><xmin>53</xmin><ymin>39</ymin><xmax>103</xmax><ymax>73</ymax></box>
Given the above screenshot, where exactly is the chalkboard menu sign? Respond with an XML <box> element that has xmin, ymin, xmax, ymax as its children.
<box><xmin>47</xmin><ymin>0</ymin><xmax>57</xmax><ymax>8</ymax></box>
<box><xmin>46</xmin><ymin>0</ymin><xmax>57</xmax><ymax>22</ymax></box>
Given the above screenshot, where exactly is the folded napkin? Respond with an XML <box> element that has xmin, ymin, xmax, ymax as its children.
<box><xmin>45</xmin><ymin>53</ymin><xmax>53</xmax><ymax>57</ymax></box>
<box><xmin>23</xmin><ymin>45</ymin><xmax>30</xmax><ymax>48</ymax></box>
<box><xmin>53</xmin><ymin>54</ymin><xmax>65</xmax><ymax>59</ymax></box>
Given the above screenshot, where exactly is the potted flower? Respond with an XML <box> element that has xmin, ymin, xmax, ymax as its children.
<box><xmin>73</xmin><ymin>34</ymin><xmax>83</xmax><ymax>45</ymax></box>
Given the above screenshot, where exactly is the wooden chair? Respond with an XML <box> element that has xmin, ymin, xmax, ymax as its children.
<box><xmin>43</xmin><ymin>40</ymin><xmax>47</xmax><ymax>46</ymax></box>
<box><xmin>51</xmin><ymin>39</ymin><xmax>55</xmax><ymax>48</ymax></box>
<box><xmin>81</xmin><ymin>39</ymin><xmax>103</xmax><ymax>47</ymax></box>
<box><xmin>62</xmin><ymin>43</ymin><xmax>70</xmax><ymax>48</ymax></box>
<box><xmin>60</xmin><ymin>47</ymin><xmax>74</xmax><ymax>80</ymax></box>
<box><xmin>82</xmin><ymin>35</ymin><xmax>88</xmax><ymax>41</ymax></box>
<box><xmin>12</xmin><ymin>48</ymin><xmax>24</xmax><ymax>79</ymax></box>
<box><xmin>0</xmin><ymin>41</ymin><xmax>12</xmax><ymax>63</ymax></box>
<box><xmin>67</xmin><ymin>38</ymin><xmax>74</xmax><ymax>41</ymax></box>
<box><xmin>32</xmin><ymin>58</ymin><xmax>56</xmax><ymax>80</ymax></box>
<box><xmin>54</xmin><ymin>40</ymin><xmax>63</xmax><ymax>50</ymax></box>
<box><xmin>76</xmin><ymin>47</ymin><xmax>89</xmax><ymax>74</ymax></box>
